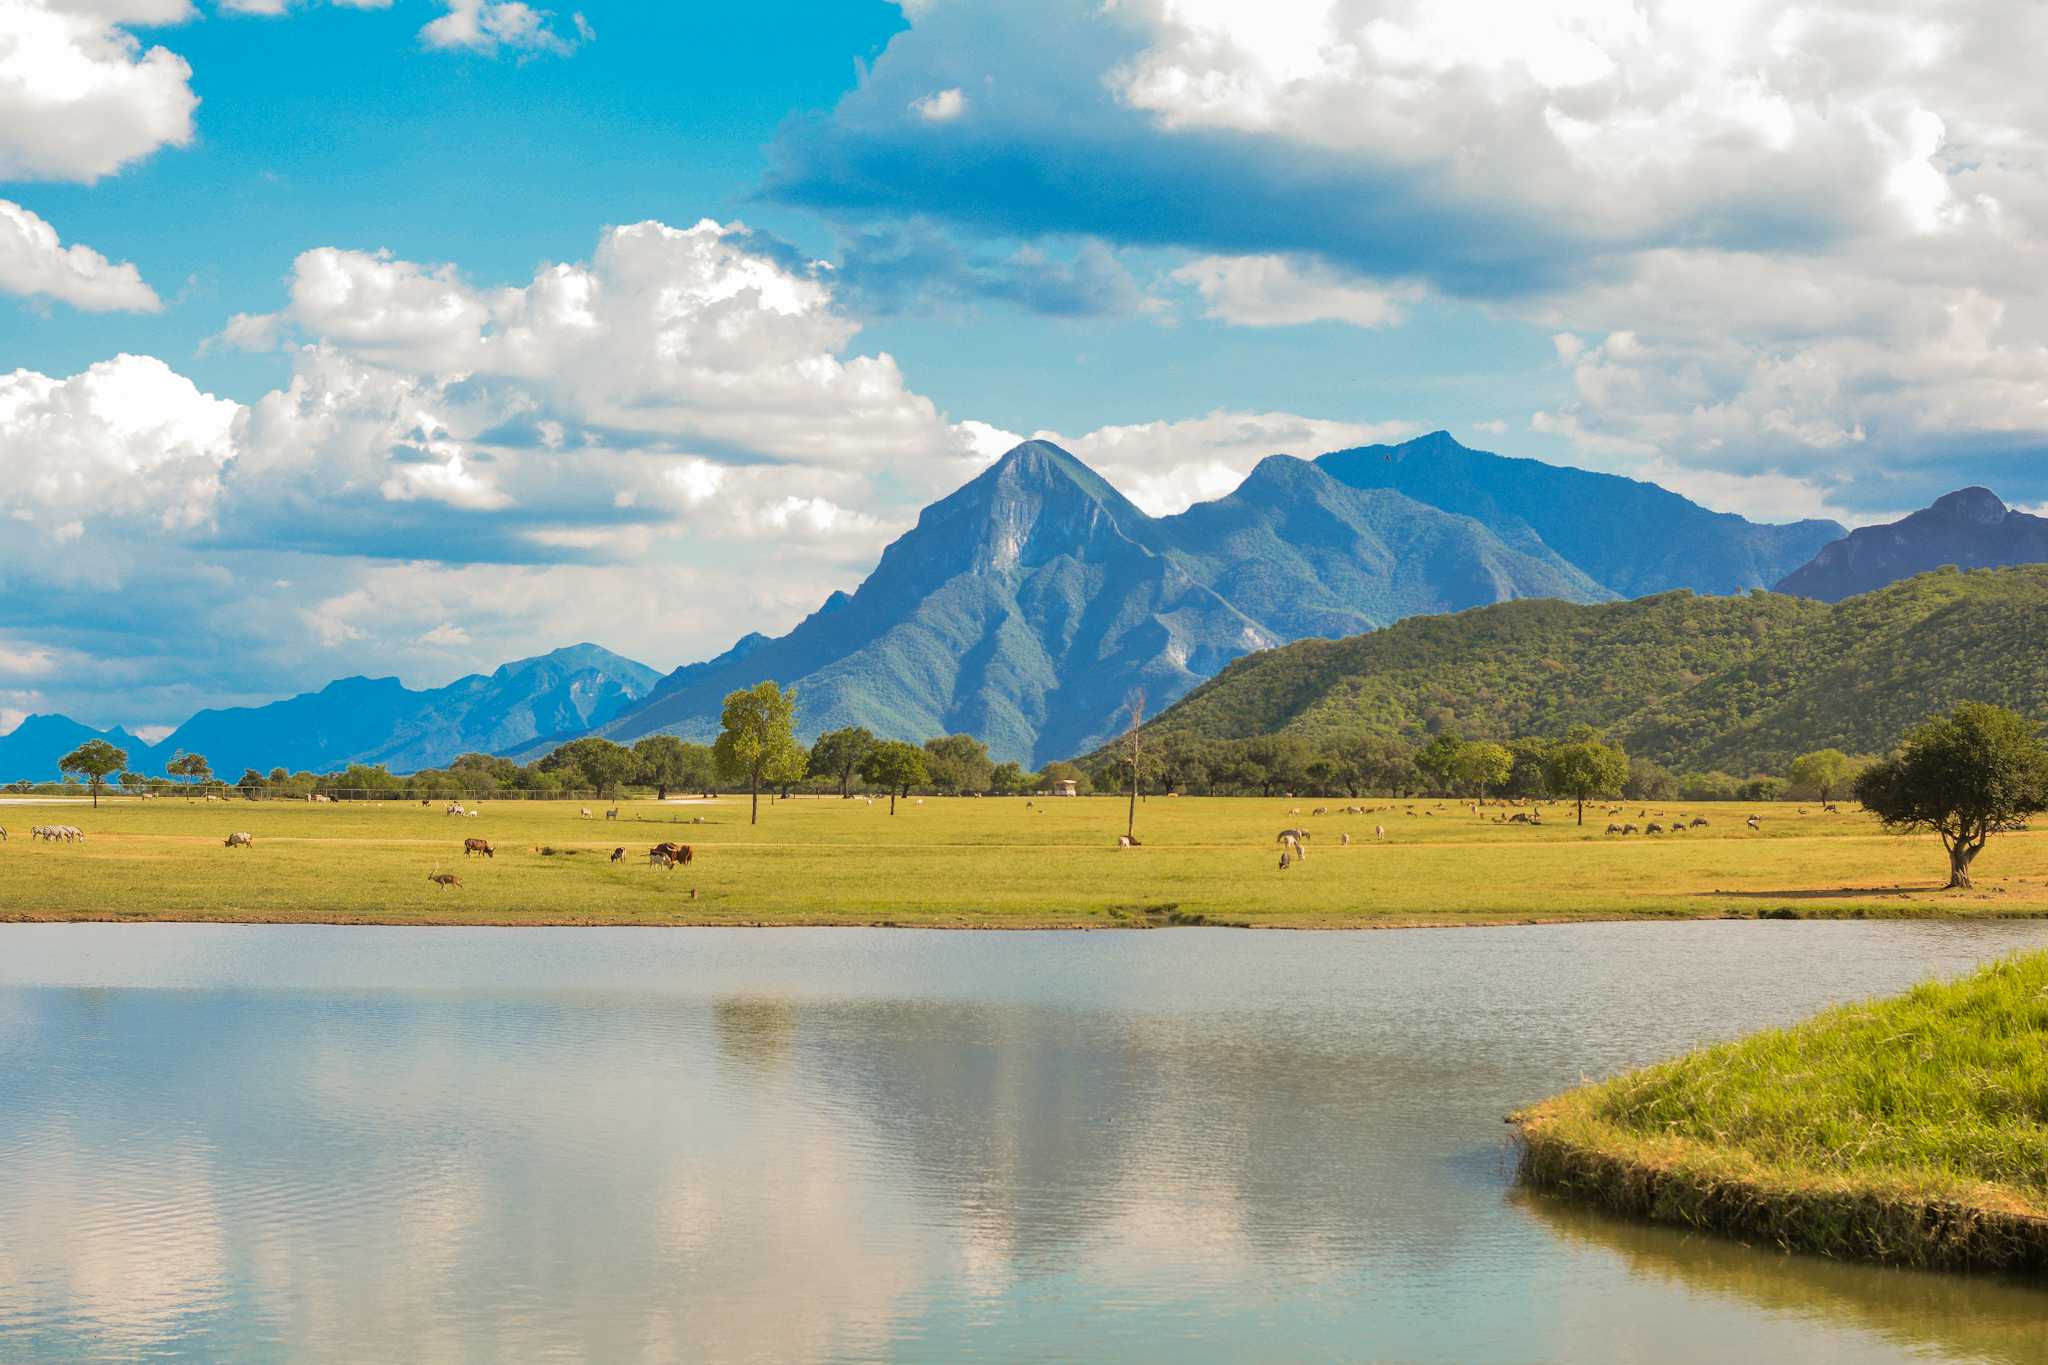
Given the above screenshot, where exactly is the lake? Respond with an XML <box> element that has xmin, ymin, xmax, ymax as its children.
<box><xmin>3</xmin><ymin>921</ymin><xmax>2045</xmax><ymax>1362</ymax></box>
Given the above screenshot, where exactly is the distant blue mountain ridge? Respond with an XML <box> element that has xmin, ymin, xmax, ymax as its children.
<box><xmin>1</xmin><ymin>644</ymin><xmax>659</xmax><ymax>781</ymax></box>
<box><xmin>19</xmin><ymin>432</ymin><xmax>1995</xmax><ymax>776</ymax></box>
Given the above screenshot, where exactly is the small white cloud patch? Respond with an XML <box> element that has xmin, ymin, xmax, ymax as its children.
<box><xmin>910</xmin><ymin>87</ymin><xmax>966</xmax><ymax>122</ymax></box>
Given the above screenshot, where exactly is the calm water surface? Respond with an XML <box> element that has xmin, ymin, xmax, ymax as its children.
<box><xmin>3</xmin><ymin>921</ymin><xmax>2046</xmax><ymax>1363</ymax></box>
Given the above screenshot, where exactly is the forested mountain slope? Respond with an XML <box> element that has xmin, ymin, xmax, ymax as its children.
<box><xmin>1119</xmin><ymin>566</ymin><xmax>2048</xmax><ymax>774</ymax></box>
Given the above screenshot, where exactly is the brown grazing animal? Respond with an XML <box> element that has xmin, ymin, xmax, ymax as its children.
<box><xmin>610</xmin><ymin>847</ymin><xmax>624</xmax><ymax>863</ymax></box>
<box><xmin>427</xmin><ymin>873</ymin><xmax>462</xmax><ymax>890</ymax></box>
<box><xmin>649</xmin><ymin>841</ymin><xmax>693</xmax><ymax>869</ymax></box>
<box><xmin>224</xmin><ymin>831</ymin><xmax>252</xmax><ymax>848</ymax></box>
<box><xmin>463</xmin><ymin>837</ymin><xmax>493</xmax><ymax>858</ymax></box>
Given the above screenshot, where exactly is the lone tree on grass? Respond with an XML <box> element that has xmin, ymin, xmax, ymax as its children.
<box><xmin>1450</xmin><ymin>740</ymin><xmax>1513</xmax><ymax>801</ymax></box>
<box><xmin>859</xmin><ymin>740</ymin><xmax>927</xmax><ymax>814</ymax></box>
<box><xmin>714</xmin><ymin>681</ymin><xmax>805</xmax><ymax>825</ymax></box>
<box><xmin>1854</xmin><ymin>702</ymin><xmax>2048</xmax><ymax>890</ymax></box>
<box><xmin>807</xmin><ymin>725</ymin><xmax>876</xmax><ymax>798</ymax></box>
<box><xmin>1120</xmin><ymin>689</ymin><xmax>1145</xmax><ymax>840</ymax></box>
<box><xmin>1788</xmin><ymin>748</ymin><xmax>1857</xmax><ymax>804</ymax></box>
<box><xmin>59</xmin><ymin>738</ymin><xmax>127</xmax><ymax>809</ymax></box>
<box><xmin>1544</xmin><ymin>733</ymin><xmax>1629</xmax><ymax>826</ymax></box>
<box><xmin>167</xmin><ymin>751</ymin><xmax>211</xmax><ymax>790</ymax></box>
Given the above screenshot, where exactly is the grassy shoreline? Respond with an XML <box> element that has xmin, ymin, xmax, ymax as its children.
<box><xmin>1512</xmin><ymin>953</ymin><xmax>2048</xmax><ymax>1272</ymax></box>
<box><xmin>7</xmin><ymin>795</ymin><xmax>2048</xmax><ymax>929</ymax></box>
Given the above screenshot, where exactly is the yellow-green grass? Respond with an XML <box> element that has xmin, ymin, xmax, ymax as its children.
<box><xmin>1514</xmin><ymin>952</ymin><xmax>2048</xmax><ymax>1271</ymax></box>
<box><xmin>5</xmin><ymin>794</ymin><xmax>2048</xmax><ymax>927</ymax></box>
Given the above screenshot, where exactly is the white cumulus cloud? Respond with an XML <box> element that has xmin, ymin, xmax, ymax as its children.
<box><xmin>0</xmin><ymin>0</ymin><xmax>198</xmax><ymax>182</ymax></box>
<box><xmin>1172</xmin><ymin>253</ymin><xmax>1416</xmax><ymax>328</ymax></box>
<box><xmin>1040</xmin><ymin>409</ymin><xmax>1419</xmax><ymax>515</ymax></box>
<box><xmin>0</xmin><ymin>196</ymin><xmax>158</xmax><ymax>310</ymax></box>
<box><xmin>419</xmin><ymin>0</ymin><xmax>589</xmax><ymax>56</ymax></box>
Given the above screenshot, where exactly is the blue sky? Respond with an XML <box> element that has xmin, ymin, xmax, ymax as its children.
<box><xmin>4</xmin><ymin>0</ymin><xmax>2046</xmax><ymax>733</ymax></box>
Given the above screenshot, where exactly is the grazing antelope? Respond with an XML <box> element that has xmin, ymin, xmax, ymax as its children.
<box><xmin>463</xmin><ymin>837</ymin><xmax>493</xmax><ymax>858</ymax></box>
<box><xmin>224</xmin><ymin>832</ymin><xmax>253</xmax><ymax>848</ymax></box>
<box><xmin>427</xmin><ymin>872</ymin><xmax>462</xmax><ymax>890</ymax></box>
<box><xmin>610</xmin><ymin>847</ymin><xmax>625</xmax><ymax>863</ymax></box>
<box><xmin>1339</xmin><ymin>832</ymin><xmax>1350</xmax><ymax>846</ymax></box>
<box><xmin>1117</xmin><ymin>834</ymin><xmax>1141</xmax><ymax>848</ymax></box>
<box><xmin>1375</xmin><ymin>824</ymin><xmax>1385</xmax><ymax>840</ymax></box>
<box><xmin>605</xmin><ymin>808</ymin><xmax>619</xmax><ymax>821</ymax></box>
<box><xmin>581</xmin><ymin>808</ymin><xmax>593</xmax><ymax>818</ymax></box>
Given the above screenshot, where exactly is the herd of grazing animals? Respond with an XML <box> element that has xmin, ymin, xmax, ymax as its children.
<box><xmin>1</xmin><ymin>791</ymin><xmax>1841</xmax><ymax>901</ymax></box>
<box><xmin>3</xmin><ymin>799</ymin><xmax>707</xmax><ymax>899</ymax></box>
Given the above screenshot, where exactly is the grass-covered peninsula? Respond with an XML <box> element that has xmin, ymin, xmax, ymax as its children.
<box><xmin>1514</xmin><ymin>952</ymin><xmax>2048</xmax><ymax>1271</ymax></box>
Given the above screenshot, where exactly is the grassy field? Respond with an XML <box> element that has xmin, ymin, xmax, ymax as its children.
<box><xmin>6</xmin><ymin>792</ymin><xmax>2048</xmax><ymax>928</ymax></box>
<box><xmin>1513</xmin><ymin>952</ymin><xmax>2048</xmax><ymax>1271</ymax></box>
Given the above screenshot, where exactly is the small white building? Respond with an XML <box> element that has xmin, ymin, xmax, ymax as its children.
<box><xmin>1052</xmin><ymin>778</ymin><xmax>1079</xmax><ymax>798</ymax></box>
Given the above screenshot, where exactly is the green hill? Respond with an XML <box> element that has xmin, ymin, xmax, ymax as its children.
<box><xmin>1109</xmin><ymin>565</ymin><xmax>2048</xmax><ymax>775</ymax></box>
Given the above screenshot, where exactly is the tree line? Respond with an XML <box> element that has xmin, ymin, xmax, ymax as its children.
<box><xmin>38</xmin><ymin>689</ymin><xmax>2048</xmax><ymax>890</ymax></box>
<box><xmin>30</xmin><ymin>689</ymin><xmax>1877</xmax><ymax>818</ymax></box>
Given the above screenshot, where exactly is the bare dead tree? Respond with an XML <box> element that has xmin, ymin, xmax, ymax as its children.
<box><xmin>1123</xmin><ymin>689</ymin><xmax>1145</xmax><ymax>841</ymax></box>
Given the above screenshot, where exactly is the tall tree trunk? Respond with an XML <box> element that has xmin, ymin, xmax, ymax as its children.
<box><xmin>1948</xmin><ymin>839</ymin><xmax>1978</xmax><ymax>889</ymax></box>
<box><xmin>889</xmin><ymin>791</ymin><xmax>896</xmax><ymax>815</ymax></box>
<box><xmin>750</xmin><ymin>772</ymin><xmax>759</xmax><ymax>825</ymax></box>
<box><xmin>1575</xmin><ymin>794</ymin><xmax>1584</xmax><ymax>826</ymax></box>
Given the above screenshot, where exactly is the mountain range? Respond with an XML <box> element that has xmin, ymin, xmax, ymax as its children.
<box><xmin>557</xmin><ymin>438</ymin><xmax>1637</xmax><ymax>765</ymax></box>
<box><xmin>1773</xmin><ymin>487</ymin><xmax>2048</xmax><ymax>601</ymax></box>
<box><xmin>15</xmin><ymin>432</ymin><xmax>2040</xmax><ymax>777</ymax></box>
<box><xmin>1110</xmin><ymin>563</ymin><xmax>2048</xmax><ymax>776</ymax></box>
<box><xmin>0</xmin><ymin>644</ymin><xmax>657</xmax><ymax>782</ymax></box>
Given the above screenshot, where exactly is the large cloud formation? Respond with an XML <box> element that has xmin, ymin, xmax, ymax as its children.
<box><xmin>3</xmin><ymin>217</ymin><xmax>1333</xmax><ymax>728</ymax></box>
<box><xmin>770</xmin><ymin>0</ymin><xmax>2048</xmax><ymax>515</ymax></box>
